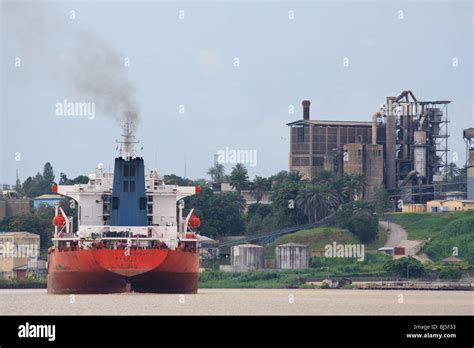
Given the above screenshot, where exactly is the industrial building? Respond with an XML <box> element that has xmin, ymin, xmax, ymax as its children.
<box><xmin>0</xmin><ymin>198</ymin><xmax>30</xmax><ymax>220</ymax></box>
<box><xmin>464</xmin><ymin>128</ymin><xmax>474</xmax><ymax>200</ymax></box>
<box><xmin>426</xmin><ymin>199</ymin><xmax>474</xmax><ymax>213</ymax></box>
<box><xmin>0</xmin><ymin>231</ymin><xmax>40</xmax><ymax>279</ymax></box>
<box><xmin>288</xmin><ymin>91</ymin><xmax>452</xmax><ymax>203</ymax></box>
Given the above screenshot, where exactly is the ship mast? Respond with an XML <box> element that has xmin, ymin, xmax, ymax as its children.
<box><xmin>116</xmin><ymin>120</ymin><xmax>139</xmax><ymax>161</ymax></box>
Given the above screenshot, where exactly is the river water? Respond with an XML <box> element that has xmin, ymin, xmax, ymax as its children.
<box><xmin>0</xmin><ymin>289</ymin><xmax>472</xmax><ymax>315</ymax></box>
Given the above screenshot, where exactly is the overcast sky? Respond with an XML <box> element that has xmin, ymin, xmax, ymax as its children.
<box><xmin>1</xmin><ymin>0</ymin><xmax>473</xmax><ymax>184</ymax></box>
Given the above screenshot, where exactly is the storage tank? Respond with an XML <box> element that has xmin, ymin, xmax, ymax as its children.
<box><xmin>231</xmin><ymin>244</ymin><xmax>264</xmax><ymax>270</ymax></box>
<box><xmin>275</xmin><ymin>243</ymin><xmax>309</xmax><ymax>269</ymax></box>
<box><xmin>413</xmin><ymin>131</ymin><xmax>427</xmax><ymax>177</ymax></box>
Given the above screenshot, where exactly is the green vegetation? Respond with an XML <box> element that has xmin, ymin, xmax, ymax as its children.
<box><xmin>383</xmin><ymin>257</ymin><xmax>427</xmax><ymax>279</ymax></box>
<box><xmin>184</xmin><ymin>187</ymin><xmax>246</xmax><ymax>237</ymax></box>
<box><xmin>0</xmin><ymin>277</ymin><xmax>47</xmax><ymax>289</ymax></box>
<box><xmin>337</xmin><ymin>201</ymin><xmax>379</xmax><ymax>243</ymax></box>
<box><xmin>16</xmin><ymin>162</ymin><xmax>55</xmax><ymax>198</ymax></box>
<box><xmin>198</xmin><ymin>256</ymin><xmax>393</xmax><ymax>288</ymax></box>
<box><xmin>389</xmin><ymin>212</ymin><xmax>474</xmax><ymax>263</ymax></box>
<box><xmin>311</xmin><ymin>252</ymin><xmax>392</xmax><ymax>276</ymax></box>
<box><xmin>260</xmin><ymin>226</ymin><xmax>391</xmax><ymax>279</ymax></box>
<box><xmin>229</xmin><ymin>163</ymin><xmax>250</xmax><ymax>193</ymax></box>
<box><xmin>199</xmin><ymin>270</ymin><xmax>306</xmax><ymax>288</ymax></box>
<box><xmin>438</xmin><ymin>267</ymin><xmax>462</xmax><ymax>280</ymax></box>
<box><xmin>266</xmin><ymin>227</ymin><xmax>359</xmax><ymax>260</ymax></box>
<box><xmin>0</xmin><ymin>206</ymin><xmax>56</xmax><ymax>249</ymax></box>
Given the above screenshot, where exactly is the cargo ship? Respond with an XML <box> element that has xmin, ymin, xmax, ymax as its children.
<box><xmin>47</xmin><ymin>122</ymin><xmax>201</xmax><ymax>294</ymax></box>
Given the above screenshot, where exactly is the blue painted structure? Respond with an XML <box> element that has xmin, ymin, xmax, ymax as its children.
<box><xmin>110</xmin><ymin>157</ymin><xmax>148</xmax><ymax>226</ymax></box>
<box><xmin>33</xmin><ymin>194</ymin><xmax>62</xmax><ymax>208</ymax></box>
<box><xmin>468</xmin><ymin>177</ymin><xmax>474</xmax><ymax>201</ymax></box>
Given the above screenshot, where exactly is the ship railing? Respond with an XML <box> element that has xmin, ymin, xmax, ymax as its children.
<box><xmin>100</xmin><ymin>237</ymin><xmax>160</xmax><ymax>240</ymax></box>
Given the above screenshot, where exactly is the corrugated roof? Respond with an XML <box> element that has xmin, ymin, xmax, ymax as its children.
<box><xmin>287</xmin><ymin>119</ymin><xmax>372</xmax><ymax>127</ymax></box>
<box><xmin>234</xmin><ymin>244</ymin><xmax>263</xmax><ymax>248</ymax></box>
<box><xmin>34</xmin><ymin>194</ymin><xmax>62</xmax><ymax>200</ymax></box>
<box><xmin>0</xmin><ymin>231</ymin><xmax>40</xmax><ymax>237</ymax></box>
<box><xmin>428</xmin><ymin>199</ymin><xmax>474</xmax><ymax>204</ymax></box>
<box><xmin>277</xmin><ymin>242</ymin><xmax>308</xmax><ymax>248</ymax></box>
<box><xmin>442</xmin><ymin>256</ymin><xmax>463</xmax><ymax>262</ymax></box>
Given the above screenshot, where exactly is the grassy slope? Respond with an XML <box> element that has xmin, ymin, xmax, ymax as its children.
<box><xmin>388</xmin><ymin>211</ymin><xmax>474</xmax><ymax>263</ymax></box>
<box><xmin>200</xmin><ymin>226</ymin><xmax>397</xmax><ymax>288</ymax></box>
<box><xmin>265</xmin><ymin>225</ymin><xmax>387</xmax><ymax>259</ymax></box>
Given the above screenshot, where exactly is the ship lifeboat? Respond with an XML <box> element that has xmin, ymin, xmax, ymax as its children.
<box><xmin>188</xmin><ymin>214</ymin><xmax>200</xmax><ymax>229</ymax></box>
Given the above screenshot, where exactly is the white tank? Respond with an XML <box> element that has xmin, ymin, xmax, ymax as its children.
<box><xmin>275</xmin><ymin>243</ymin><xmax>309</xmax><ymax>269</ymax></box>
<box><xmin>231</xmin><ymin>244</ymin><xmax>264</xmax><ymax>270</ymax></box>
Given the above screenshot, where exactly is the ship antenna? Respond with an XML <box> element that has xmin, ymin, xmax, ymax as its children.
<box><xmin>116</xmin><ymin>120</ymin><xmax>139</xmax><ymax>161</ymax></box>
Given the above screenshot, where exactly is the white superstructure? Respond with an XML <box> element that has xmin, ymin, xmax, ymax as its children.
<box><xmin>55</xmin><ymin>165</ymin><xmax>199</xmax><ymax>250</ymax></box>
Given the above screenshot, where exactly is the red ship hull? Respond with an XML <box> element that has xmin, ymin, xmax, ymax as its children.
<box><xmin>47</xmin><ymin>248</ymin><xmax>199</xmax><ymax>294</ymax></box>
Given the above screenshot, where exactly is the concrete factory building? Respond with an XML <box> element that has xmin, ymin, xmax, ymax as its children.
<box><xmin>288</xmin><ymin>91</ymin><xmax>451</xmax><ymax>203</ymax></box>
<box><xmin>464</xmin><ymin>128</ymin><xmax>474</xmax><ymax>201</ymax></box>
<box><xmin>0</xmin><ymin>198</ymin><xmax>30</xmax><ymax>220</ymax></box>
<box><xmin>426</xmin><ymin>200</ymin><xmax>474</xmax><ymax>213</ymax></box>
<box><xmin>0</xmin><ymin>231</ymin><xmax>40</xmax><ymax>279</ymax></box>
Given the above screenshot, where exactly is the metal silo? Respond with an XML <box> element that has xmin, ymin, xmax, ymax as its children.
<box><xmin>231</xmin><ymin>244</ymin><xmax>264</xmax><ymax>270</ymax></box>
<box><xmin>275</xmin><ymin>243</ymin><xmax>310</xmax><ymax>269</ymax></box>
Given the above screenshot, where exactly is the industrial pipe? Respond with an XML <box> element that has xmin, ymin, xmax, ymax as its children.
<box><xmin>395</xmin><ymin>90</ymin><xmax>417</xmax><ymax>103</ymax></box>
<box><xmin>400</xmin><ymin>169</ymin><xmax>419</xmax><ymax>187</ymax></box>
<box><xmin>371</xmin><ymin>112</ymin><xmax>381</xmax><ymax>145</ymax></box>
<box><xmin>302</xmin><ymin>100</ymin><xmax>311</xmax><ymax>120</ymax></box>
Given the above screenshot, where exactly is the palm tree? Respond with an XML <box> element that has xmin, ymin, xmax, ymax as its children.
<box><xmin>207</xmin><ymin>163</ymin><xmax>225</xmax><ymax>183</ymax></box>
<box><xmin>315</xmin><ymin>169</ymin><xmax>335</xmax><ymax>185</ymax></box>
<box><xmin>350</xmin><ymin>200</ymin><xmax>375</xmax><ymax>217</ymax></box>
<box><xmin>230</xmin><ymin>163</ymin><xmax>249</xmax><ymax>193</ymax></box>
<box><xmin>288</xmin><ymin>170</ymin><xmax>303</xmax><ymax>183</ymax></box>
<box><xmin>343</xmin><ymin>173</ymin><xmax>367</xmax><ymax>201</ymax></box>
<box><xmin>331</xmin><ymin>177</ymin><xmax>348</xmax><ymax>206</ymax></box>
<box><xmin>250</xmin><ymin>176</ymin><xmax>270</xmax><ymax>203</ymax></box>
<box><xmin>297</xmin><ymin>184</ymin><xmax>338</xmax><ymax>223</ymax></box>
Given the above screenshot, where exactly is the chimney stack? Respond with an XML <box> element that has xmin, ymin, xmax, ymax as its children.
<box><xmin>302</xmin><ymin>100</ymin><xmax>311</xmax><ymax>120</ymax></box>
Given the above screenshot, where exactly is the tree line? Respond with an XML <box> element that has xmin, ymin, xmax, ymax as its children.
<box><xmin>3</xmin><ymin>161</ymin><xmax>379</xmax><ymax>243</ymax></box>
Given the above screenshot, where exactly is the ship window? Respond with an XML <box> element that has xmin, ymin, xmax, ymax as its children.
<box><xmin>130</xmin><ymin>180</ymin><xmax>135</xmax><ymax>192</ymax></box>
<box><xmin>139</xmin><ymin>197</ymin><xmax>146</xmax><ymax>210</ymax></box>
<box><xmin>124</xmin><ymin>164</ymin><xmax>129</xmax><ymax>177</ymax></box>
<box><xmin>112</xmin><ymin>197</ymin><xmax>119</xmax><ymax>210</ymax></box>
<box><xmin>123</xmin><ymin>180</ymin><xmax>129</xmax><ymax>192</ymax></box>
<box><xmin>130</xmin><ymin>164</ymin><xmax>136</xmax><ymax>177</ymax></box>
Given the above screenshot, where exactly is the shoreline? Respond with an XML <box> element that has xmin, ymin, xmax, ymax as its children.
<box><xmin>1</xmin><ymin>281</ymin><xmax>472</xmax><ymax>291</ymax></box>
